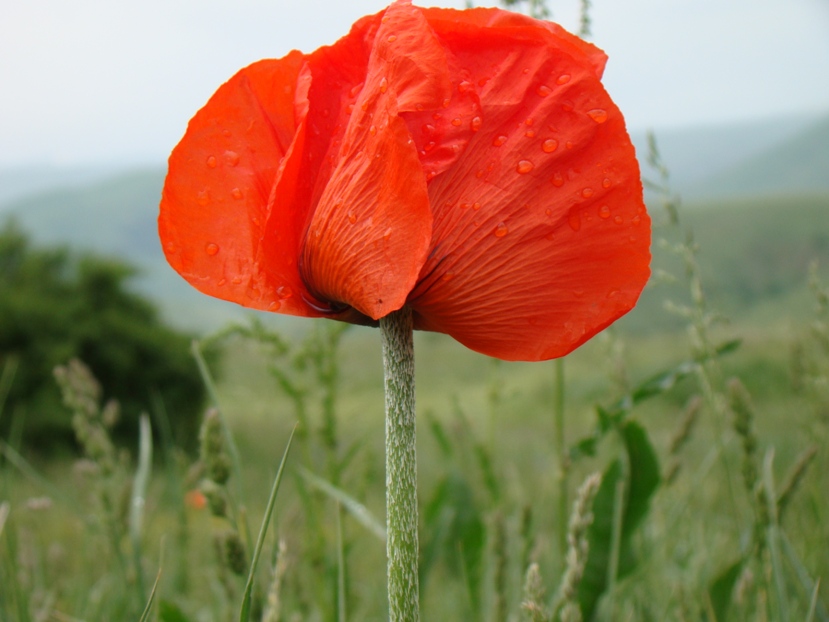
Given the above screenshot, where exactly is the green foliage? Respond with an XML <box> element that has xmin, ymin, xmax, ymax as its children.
<box><xmin>0</xmin><ymin>220</ymin><xmax>205</xmax><ymax>452</ymax></box>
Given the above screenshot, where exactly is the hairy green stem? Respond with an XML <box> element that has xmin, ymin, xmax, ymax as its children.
<box><xmin>380</xmin><ymin>307</ymin><xmax>419</xmax><ymax>622</ymax></box>
<box><xmin>554</xmin><ymin>358</ymin><xmax>569</xmax><ymax>556</ymax></box>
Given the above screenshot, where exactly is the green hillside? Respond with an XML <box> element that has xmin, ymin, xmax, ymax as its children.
<box><xmin>692</xmin><ymin>114</ymin><xmax>829</xmax><ymax>199</ymax></box>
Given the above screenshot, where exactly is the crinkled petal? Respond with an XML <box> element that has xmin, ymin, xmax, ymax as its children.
<box><xmin>159</xmin><ymin>53</ymin><xmax>327</xmax><ymax>316</ymax></box>
<box><xmin>300</xmin><ymin>1</ymin><xmax>439</xmax><ymax>319</ymax></box>
<box><xmin>408</xmin><ymin>13</ymin><xmax>650</xmax><ymax>361</ymax></box>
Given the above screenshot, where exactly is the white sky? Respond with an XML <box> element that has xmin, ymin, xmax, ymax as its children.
<box><xmin>1</xmin><ymin>0</ymin><xmax>828</xmax><ymax>167</ymax></box>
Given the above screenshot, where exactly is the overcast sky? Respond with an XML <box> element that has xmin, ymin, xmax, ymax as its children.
<box><xmin>1</xmin><ymin>0</ymin><xmax>828</xmax><ymax>167</ymax></box>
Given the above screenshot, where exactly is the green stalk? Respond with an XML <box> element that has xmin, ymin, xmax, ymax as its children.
<box><xmin>554</xmin><ymin>358</ymin><xmax>569</xmax><ymax>557</ymax></box>
<box><xmin>380</xmin><ymin>307</ymin><xmax>419</xmax><ymax>622</ymax></box>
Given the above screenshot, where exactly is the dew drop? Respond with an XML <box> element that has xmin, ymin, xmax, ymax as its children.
<box><xmin>545</xmin><ymin>207</ymin><xmax>552</xmax><ymax>216</ymax></box>
<box><xmin>542</xmin><ymin>139</ymin><xmax>558</xmax><ymax>153</ymax></box>
<box><xmin>441</xmin><ymin>271</ymin><xmax>455</xmax><ymax>282</ymax></box>
<box><xmin>525</xmin><ymin>130</ymin><xmax>536</xmax><ymax>138</ymax></box>
<box><xmin>196</xmin><ymin>189</ymin><xmax>210</xmax><ymax>206</ymax></box>
<box><xmin>268</xmin><ymin>301</ymin><xmax>282</xmax><ymax>311</ymax></box>
<box><xmin>565</xmin><ymin>141</ymin><xmax>574</xmax><ymax>150</ymax></box>
<box><xmin>217</xmin><ymin>279</ymin><xmax>226</xmax><ymax>286</ymax></box>
<box><xmin>347</xmin><ymin>210</ymin><xmax>357</xmax><ymax>224</ymax></box>
<box><xmin>460</xmin><ymin>202</ymin><xmax>470</xmax><ymax>209</ymax></box>
<box><xmin>493</xmin><ymin>135</ymin><xmax>508</xmax><ymax>147</ymax></box>
<box><xmin>387</xmin><ymin>34</ymin><xmax>397</xmax><ymax>42</ymax></box>
<box><xmin>493</xmin><ymin>222</ymin><xmax>508</xmax><ymax>237</ymax></box>
<box><xmin>165</xmin><ymin>241</ymin><xmax>176</xmax><ymax>253</ymax></box>
<box><xmin>346</xmin><ymin>104</ymin><xmax>354</xmax><ymax>114</ymax></box>
<box><xmin>276</xmin><ymin>285</ymin><xmax>293</xmax><ymax>299</ymax></box>
<box><xmin>556</xmin><ymin>74</ymin><xmax>571</xmax><ymax>85</ymax></box>
<box><xmin>422</xmin><ymin>123</ymin><xmax>436</xmax><ymax>134</ymax></box>
<box><xmin>551</xmin><ymin>172</ymin><xmax>564</xmax><ymax>187</ymax></box>
<box><xmin>442</xmin><ymin>98</ymin><xmax>451</xmax><ymax>108</ymax></box>
<box><xmin>451</xmin><ymin>117</ymin><xmax>462</xmax><ymax>127</ymax></box>
<box><xmin>562</xmin><ymin>100</ymin><xmax>575</xmax><ymax>112</ymax></box>
<box><xmin>432</xmin><ymin>112</ymin><xmax>442</xmax><ymax>121</ymax></box>
<box><xmin>632</xmin><ymin>215</ymin><xmax>642</xmax><ymax>226</ymax></box>
<box><xmin>205</xmin><ymin>243</ymin><xmax>219</xmax><ymax>256</ymax></box>
<box><xmin>223</xmin><ymin>150</ymin><xmax>240</xmax><ymax>167</ymax></box>
<box><xmin>536</xmin><ymin>85</ymin><xmax>552</xmax><ymax>97</ymax></box>
<box><xmin>471</xmin><ymin>116</ymin><xmax>482</xmax><ymax>131</ymax></box>
<box><xmin>206</xmin><ymin>156</ymin><xmax>217</xmax><ymax>168</ymax></box>
<box><xmin>348</xmin><ymin>83</ymin><xmax>362</xmax><ymax>98</ymax></box>
<box><xmin>614</xmin><ymin>215</ymin><xmax>624</xmax><ymax>224</ymax></box>
<box><xmin>472</xmin><ymin>202</ymin><xmax>481</xmax><ymax>210</ymax></box>
<box><xmin>602</xmin><ymin>178</ymin><xmax>611</xmax><ymax>189</ymax></box>
<box><xmin>525</xmin><ymin>118</ymin><xmax>535</xmax><ymax>126</ymax></box>
<box><xmin>379</xmin><ymin>77</ymin><xmax>388</xmax><ymax>93</ymax></box>
<box><xmin>369</xmin><ymin>125</ymin><xmax>377</xmax><ymax>136</ymax></box>
<box><xmin>475</xmin><ymin>169</ymin><xmax>485</xmax><ymax>178</ymax></box>
<box><xmin>607</xmin><ymin>289</ymin><xmax>621</xmax><ymax>298</ymax></box>
<box><xmin>567</xmin><ymin>207</ymin><xmax>581</xmax><ymax>231</ymax></box>
<box><xmin>581</xmin><ymin>187</ymin><xmax>594</xmax><ymax>198</ymax></box>
<box><xmin>231</xmin><ymin>188</ymin><xmax>243</xmax><ymax>200</ymax></box>
<box><xmin>587</xmin><ymin>109</ymin><xmax>608</xmax><ymax>123</ymax></box>
<box><xmin>478</xmin><ymin>77</ymin><xmax>490</xmax><ymax>87</ymax></box>
<box><xmin>423</xmin><ymin>141</ymin><xmax>436</xmax><ymax>152</ymax></box>
<box><xmin>383</xmin><ymin>227</ymin><xmax>392</xmax><ymax>241</ymax></box>
<box><xmin>599</xmin><ymin>205</ymin><xmax>611</xmax><ymax>219</ymax></box>
<box><xmin>458</xmin><ymin>80</ymin><xmax>473</xmax><ymax>93</ymax></box>
<box><xmin>516</xmin><ymin>160</ymin><xmax>534</xmax><ymax>174</ymax></box>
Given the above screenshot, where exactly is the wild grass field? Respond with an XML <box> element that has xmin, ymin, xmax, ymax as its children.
<box><xmin>1</xmin><ymin>167</ymin><xmax>828</xmax><ymax>621</ymax></box>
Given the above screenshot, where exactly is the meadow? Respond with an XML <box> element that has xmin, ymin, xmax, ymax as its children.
<box><xmin>1</xmin><ymin>142</ymin><xmax>828</xmax><ymax>622</ymax></box>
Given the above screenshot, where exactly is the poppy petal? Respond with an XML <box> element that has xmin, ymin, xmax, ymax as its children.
<box><xmin>300</xmin><ymin>2</ymin><xmax>441</xmax><ymax>320</ymax></box>
<box><xmin>159</xmin><ymin>53</ymin><xmax>327</xmax><ymax>316</ymax></box>
<box><xmin>408</xmin><ymin>17</ymin><xmax>650</xmax><ymax>361</ymax></box>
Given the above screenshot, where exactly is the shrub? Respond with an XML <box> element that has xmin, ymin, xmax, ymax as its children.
<box><xmin>0</xmin><ymin>220</ymin><xmax>206</xmax><ymax>454</ymax></box>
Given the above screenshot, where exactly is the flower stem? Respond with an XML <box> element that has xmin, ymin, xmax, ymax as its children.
<box><xmin>380</xmin><ymin>307</ymin><xmax>419</xmax><ymax>622</ymax></box>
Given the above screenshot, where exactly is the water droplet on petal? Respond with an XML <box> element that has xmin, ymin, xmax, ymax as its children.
<box><xmin>602</xmin><ymin>178</ymin><xmax>611</xmax><ymax>188</ymax></box>
<box><xmin>471</xmin><ymin>116</ymin><xmax>482</xmax><ymax>131</ymax></box>
<box><xmin>206</xmin><ymin>156</ymin><xmax>217</xmax><ymax>168</ymax></box>
<box><xmin>542</xmin><ymin>139</ymin><xmax>558</xmax><ymax>153</ymax></box>
<box><xmin>545</xmin><ymin>207</ymin><xmax>552</xmax><ymax>216</ymax></box>
<box><xmin>451</xmin><ymin>117</ymin><xmax>462</xmax><ymax>127</ymax></box>
<box><xmin>562</xmin><ymin>100</ymin><xmax>575</xmax><ymax>112</ymax></box>
<box><xmin>517</xmin><ymin>160</ymin><xmax>534</xmax><ymax>174</ymax></box>
<box><xmin>632</xmin><ymin>215</ymin><xmax>642</xmax><ymax>226</ymax></box>
<box><xmin>422</xmin><ymin>123</ymin><xmax>436</xmax><ymax>134</ymax></box>
<box><xmin>582</xmin><ymin>187</ymin><xmax>594</xmax><ymax>198</ymax></box>
<box><xmin>472</xmin><ymin>202</ymin><xmax>481</xmax><ymax>210</ymax></box>
<box><xmin>587</xmin><ymin>109</ymin><xmax>608</xmax><ymax>123</ymax></box>
<box><xmin>231</xmin><ymin>276</ymin><xmax>243</xmax><ymax>284</ymax></box>
<box><xmin>614</xmin><ymin>215</ymin><xmax>624</xmax><ymax>224</ymax></box>
<box><xmin>231</xmin><ymin>188</ymin><xmax>243</xmax><ymax>200</ymax></box>
<box><xmin>196</xmin><ymin>189</ymin><xmax>210</xmax><ymax>206</ymax></box>
<box><xmin>599</xmin><ymin>205</ymin><xmax>611</xmax><ymax>219</ymax></box>
<box><xmin>387</xmin><ymin>34</ymin><xmax>397</xmax><ymax>42</ymax></box>
<box><xmin>223</xmin><ymin>151</ymin><xmax>240</xmax><ymax>167</ymax></box>
<box><xmin>217</xmin><ymin>278</ymin><xmax>226</xmax><ymax>286</ymax></box>
<box><xmin>458</xmin><ymin>80</ymin><xmax>473</xmax><ymax>93</ymax></box>
<box><xmin>525</xmin><ymin>118</ymin><xmax>535</xmax><ymax>126</ymax></box>
<box><xmin>268</xmin><ymin>301</ymin><xmax>282</xmax><ymax>311</ymax></box>
<box><xmin>536</xmin><ymin>85</ymin><xmax>552</xmax><ymax>97</ymax></box>
<box><xmin>165</xmin><ymin>241</ymin><xmax>176</xmax><ymax>253</ymax></box>
<box><xmin>475</xmin><ymin>169</ymin><xmax>485</xmax><ymax>178</ymax></box>
<box><xmin>369</xmin><ymin>125</ymin><xmax>377</xmax><ymax>136</ymax></box>
<box><xmin>423</xmin><ymin>141</ymin><xmax>436</xmax><ymax>152</ymax></box>
<box><xmin>379</xmin><ymin>77</ymin><xmax>388</xmax><ymax>93</ymax></box>
<box><xmin>525</xmin><ymin>130</ymin><xmax>536</xmax><ymax>138</ymax></box>
<box><xmin>551</xmin><ymin>172</ymin><xmax>564</xmax><ymax>187</ymax></box>
<box><xmin>556</xmin><ymin>74</ymin><xmax>571</xmax><ymax>85</ymax></box>
<box><xmin>567</xmin><ymin>207</ymin><xmax>581</xmax><ymax>231</ymax></box>
<box><xmin>493</xmin><ymin>222</ymin><xmax>508</xmax><ymax>237</ymax></box>
<box><xmin>442</xmin><ymin>98</ymin><xmax>451</xmax><ymax>108</ymax></box>
<box><xmin>493</xmin><ymin>135</ymin><xmax>508</xmax><ymax>147</ymax></box>
<box><xmin>347</xmin><ymin>210</ymin><xmax>357</xmax><ymax>224</ymax></box>
<box><xmin>206</xmin><ymin>243</ymin><xmax>219</xmax><ymax>256</ymax></box>
<box><xmin>276</xmin><ymin>285</ymin><xmax>293</xmax><ymax>299</ymax></box>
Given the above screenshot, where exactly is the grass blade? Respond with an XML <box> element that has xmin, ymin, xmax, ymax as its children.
<box><xmin>298</xmin><ymin>467</ymin><xmax>386</xmax><ymax>542</ymax></box>
<box><xmin>130</xmin><ymin>414</ymin><xmax>153</xmax><ymax>602</ymax></box>
<box><xmin>239</xmin><ymin>425</ymin><xmax>297</xmax><ymax>622</ymax></box>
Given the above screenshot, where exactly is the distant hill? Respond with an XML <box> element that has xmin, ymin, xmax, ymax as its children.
<box><xmin>691</xmin><ymin>115</ymin><xmax>829</xmax><ymax>199</ymax></box>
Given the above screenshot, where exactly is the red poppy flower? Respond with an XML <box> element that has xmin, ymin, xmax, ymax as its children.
<box><xmin>159</xmin><ymin>1</ymin><xmax>650</xmax><ymax>362</ymax></box>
